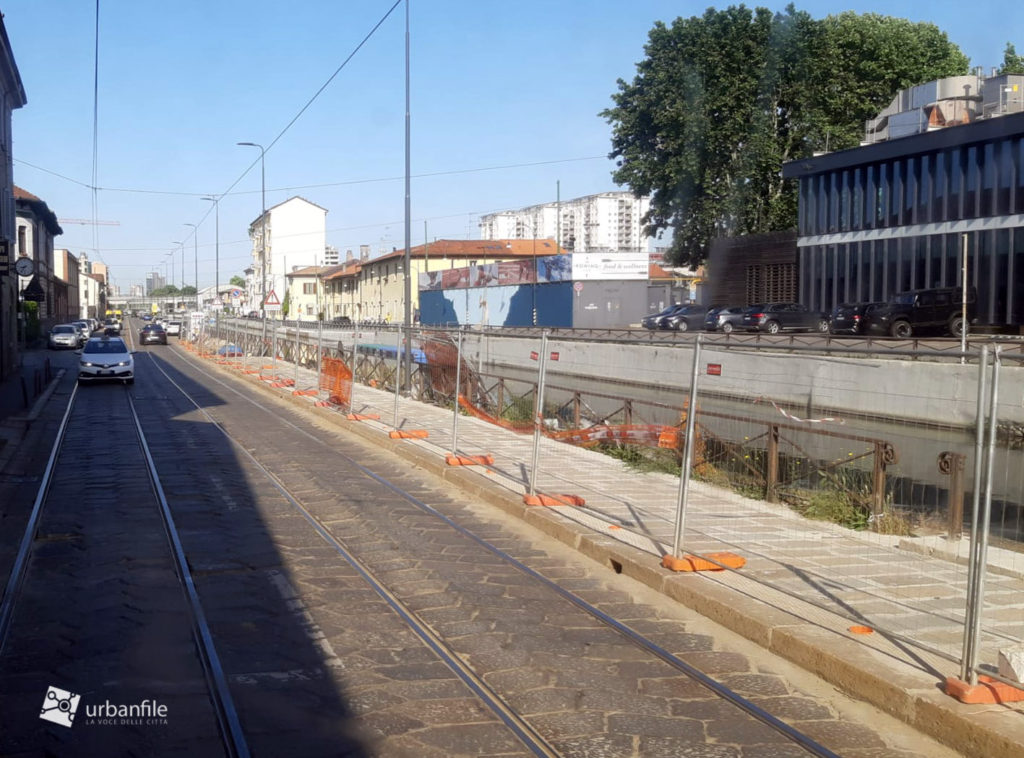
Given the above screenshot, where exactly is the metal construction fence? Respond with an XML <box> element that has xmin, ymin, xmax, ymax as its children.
<box><xmin>187</xmin><ymin>313</ymin><xmax>1024</xmax><ymax>698</ymax></box>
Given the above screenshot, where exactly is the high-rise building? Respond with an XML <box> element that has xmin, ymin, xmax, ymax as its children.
<box><xmin>146</xmin><ymin>271</ymin><xmax>165</xmax><ymax>294</ymax></box>
<box><xmin>479</xmin><ymin>191</ymin><xmax>652</xmax><ymax>252</ymax></box>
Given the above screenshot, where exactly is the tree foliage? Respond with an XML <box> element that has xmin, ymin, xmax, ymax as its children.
<box><xmin>999</xmin><ymin>43</ymin><xmax>1024</xmax><ymax>74</ymax></box>
<box><xmin>151</xmin><ymin>285</ymin><xmax>180</xmax><ymax>296</ymax></box>
<box><xmin>602</xmin><ymin>5</ymin><xmax>968</xmax><ymax>267</ymax></box>
<box><xmin>229</xmin><ymin>275</ymin><xmax>246</xmax><ymax>288</ymax></box>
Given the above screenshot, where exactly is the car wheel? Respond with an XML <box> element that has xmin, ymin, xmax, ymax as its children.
<box><xmin>817</xmin><ymin>319</ymin><xmax>829</xmax><ymax>333</ymax></box>
<box><xmin>890</xmin><ymin>320</ymin><xmax>912</xmax><ymax>339</ymax></box>
<box><xmin>948</xmin><ymin>315</ymin><xmax>965</xmax><ymax>338</ymax></box>
<box><xmin>766</xmin><ymin>321</ymin><xmax>781</xmax><ymax>334</ymax></box>
<box><xmin>722</xmin><ymin>322</ymin><xmax>734</xmax><ymax>334</ymax></box>
<box><xmin>678</xmin><ymin>321</ymin><xmax>689</xmax><ymax>332</ymax></box>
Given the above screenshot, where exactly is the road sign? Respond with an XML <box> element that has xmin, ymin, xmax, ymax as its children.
<box><xmin>573</xmin><ymin>281</ymin><xmax>583</xmax><ymax>293</ymax></box>
<box><xmin>707</xmin><ymin>363</ymin><xmax>722</xmax><ymax>376</ymax></box>
<box><xmin>264</xmin><ymin>290</ymin><xmax>282</xmax><ymax>312</ymax></box>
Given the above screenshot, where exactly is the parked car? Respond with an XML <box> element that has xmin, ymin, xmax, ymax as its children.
<box><xmin>828</xmin><ymin>302</ymin><xmax>883</xmax><ymax>335</ymax></box>
<box><xmin>862</xmin><ymin>286</ymin><xmax>976</xmax><ymax>339</ymax></box>
<box><xmin>71</xmin><ymin>320</ymin><xmax>92</xmax><ymax>344</ymax></box>
<box><xmin>742</xmin><ymin>303</ymin><xmax>829</xmax><ymax>334</ymax></box>
<box><xmin>102</xmin><ymin>317</ymin><xmax>120</xmax><ymax>334</ymax></box>
<box><xmin>704</xmin><ymin>305</ymin><xmax>754</xmax><ymax>333</ymax></box>
<box><xmin>641</xmin><ymin>304</ymin><xmax>686</xmax><ymax>330</ymax></box>
<box><xmin>165</xmin><ymin>320</ymin><xmax>182</xmax><ymax>337</ymax></box>
<box><xmin>77</xmin><ymin>336</ymin><xmax>134</xmax><ymax>385</ymax></box>
<box><xmin>139</xmin><ymin>324</ymin><xmax>168</xmax><ymax>345</ymax></box>
<box><xmin>663</xmin><ymin>304</ymin><xmax>709</xmax><ymax>332</ymax></box>
<box><xmin>48</xmin><ymin>324</ymin><xmax>81</xmax><ymax>350</ymax></box>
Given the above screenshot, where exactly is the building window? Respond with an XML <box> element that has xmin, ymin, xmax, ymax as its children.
<box><xmin>303</xmin><ymin>282</ymin><xmax>316</xmax><ymax>295</ymax></box>
<box><xmin>17</xmin><ymin>224</ymin><xmax>26</xmax><ymax>255</ymax></box>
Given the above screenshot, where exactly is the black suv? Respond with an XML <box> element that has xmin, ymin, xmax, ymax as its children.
<box><xmin>862</xmin><ymin>287</ymin><xmax>975</xmax><ymax>339</ymax></box>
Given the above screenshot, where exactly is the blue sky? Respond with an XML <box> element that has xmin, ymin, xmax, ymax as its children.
<box><xmin>2</xmin><ymin>1</ymin><xmax>1019</xmax><ymax>292</ymax></box>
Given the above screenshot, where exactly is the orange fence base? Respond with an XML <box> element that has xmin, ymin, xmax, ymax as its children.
<box><xmin>347</xmin><ymin>413</ymin><xmax>381</xmax><ymax>421</ymax></box>
<box><xmin>389</xmin><ymin>429</ymin><xmax>429</xmax><ymax>439</ymax></box>
<box><xmin>944</xmin><ymin>675</ymin><xmax>1024</xmax><ymax>704</ymax></box>
<box><xmin>522</xmin><ymin>493</ymin><xmax>585</xmax><ymax>507</ymax></box>
<box><xmin>661</xmin><ymin>552</ymin><xmax>746</xmax><ymax>572</ymax></box>
<box><xmin>446</xmin><ymin>454</ymin><xmax>495</xmax><ymax>466</ymax></box>
<box><xmin>292</xmin><ymin>389</ymin><xmax>319</xmax><ymax>396</ymax></box>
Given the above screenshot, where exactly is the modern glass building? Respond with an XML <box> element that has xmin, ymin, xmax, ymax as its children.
<box><xmin>783</xmin><ymin>88</ymin><xmax>1024</xmax><ymax>330</ymax></box>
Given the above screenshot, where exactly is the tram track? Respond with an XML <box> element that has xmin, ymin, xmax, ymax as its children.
<box><xmin>0</xmin><ymin>381</ymin><xmax>249</xmax><ymax>757</ymax></box>
<box><xmin>144</xmin><ymin>339</ymin><xmax>846</xmax><ymax>757</ymax></box>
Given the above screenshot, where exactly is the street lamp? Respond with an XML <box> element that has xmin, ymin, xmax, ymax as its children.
<box><xmin>172</xmin><ymin>240</ymin><xmax>185</xmax><ymax>311</ymax></box>
<box><xmin>185</xmin><ymin>222</ymin><xmax>198</xmax><ymax>310</ymax></box>
<box><xmin>202</xmin><ymin>196</ymin><xmax>220</xmax><ymax>311</ymax></box>
<box><xmin>237</xmin><ymin>142</ymin><xmax>266</xmax><ymax>317</ymax></box>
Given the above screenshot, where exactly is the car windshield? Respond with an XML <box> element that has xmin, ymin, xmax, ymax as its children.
<box><xmin>83</xmin><ymin>340</ymin><xmax>128</xmax><ymax>354</ymax></box>
<box><xmin>54</xmin><ymin>325</ymin><xmax>75</xmax><ymax>333</ymax></box>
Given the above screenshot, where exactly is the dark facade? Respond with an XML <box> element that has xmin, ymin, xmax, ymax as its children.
<box><xmin>783</xmin><ymin>112</ymin><xmax>1024</xmax><ymax>329</ymax></box>
<box><xmin>705</xmin><ymin>231</ymin><xmax>798</xmax><ymax>307</ymax></box>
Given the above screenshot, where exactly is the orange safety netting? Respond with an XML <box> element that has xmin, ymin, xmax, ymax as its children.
<box><xmin>319</xmin><ymin>355</ymin><xmax>353</xmax><ymax>408</ymax></box>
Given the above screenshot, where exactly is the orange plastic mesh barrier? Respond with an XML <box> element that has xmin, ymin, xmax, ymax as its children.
<box><xmin>319</xmin><ymin>356</ymin><xmax>353</xmax><ymax>408</ymax></box>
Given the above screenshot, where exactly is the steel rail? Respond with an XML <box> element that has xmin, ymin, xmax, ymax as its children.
<box><xmin>144</xmin><ymin>353</ymin><xmax>559</xmax><ymax>758</ymax></box>
<box><xmin>156</xmin><ymin>347</ymin><xmax>841</xmax><ymax>758</ymax></box>
<box><xmin>126</xmin><ymin>393</ymin><xmax>250</xmax><ymax>758</ymax></box>
<box><xmin>0</xmin><ymin>383</ymin><xmax>79</xmax><ymax>653</ymax></box>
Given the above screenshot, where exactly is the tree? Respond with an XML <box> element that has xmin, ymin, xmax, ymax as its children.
<box><xmin>999</xmin><ymin>43</ymin><xmax>1024</xmax><ymax>74</ymax></box>
<box><xmin>602</xmin><ymin>6</ymin><xmax>968</xmax><ymax>267</ymax></box>
<box><xmin>181</xmin><ymin>285</ymin><xmax>197</xmax><ymax>296</ymax></box>
<box><xmin>229</xmin><ymin>275</ymin><xmax>245</xmax><ymax>288</ymax></box>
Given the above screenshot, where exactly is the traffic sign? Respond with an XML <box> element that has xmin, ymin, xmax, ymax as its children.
<box><xmin>264</xmin><ymin>290</ymin><xmax>282</xmax><ymax>311</ymax></box>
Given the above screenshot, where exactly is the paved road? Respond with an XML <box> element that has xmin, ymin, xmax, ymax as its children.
<box><xmin>0</xmin><ymin>334</ymin><xmax>959</xmax><ymax>757</ymax></box>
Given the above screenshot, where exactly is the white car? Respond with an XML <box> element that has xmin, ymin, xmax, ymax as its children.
<box><xmin>166</xmin><ymin>321</ymin><xmax>182</xmax><ymax>337</ymax></box>
<box><xmin>78</xmin><ymin>336</ymin><xmax>134</xmax><ymax>385</ymax></box>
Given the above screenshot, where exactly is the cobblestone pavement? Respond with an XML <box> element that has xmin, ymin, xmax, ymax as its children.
<box><xmin>125</xmin><ymin>342</ymin><xmax>959</xmax><ymax>757</ymax></box>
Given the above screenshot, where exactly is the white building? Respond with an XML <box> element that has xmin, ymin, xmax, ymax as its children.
<box><xmin>479</xmin><ymin>191</ymin><xmax>652</xmax><ymax>253</ymax></box>
<box><xmin>245</xmin><ymin>196</ymin><xmax>327</xmax><ymax>313</ymax></box>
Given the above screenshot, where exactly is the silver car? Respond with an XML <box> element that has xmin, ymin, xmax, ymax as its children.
<box><xmin>48</xmin><ymin>324</ymin><xmax>81</xmax><ymax>350</ymax></box>
<box><xmin>72</xmin><ymin>320</ymin><xmax>92</xmax><ymax>344</ymax></box>
<box><xmin>77</xmin><ymin>336</ymin><xmax>134</xmax><ymax>385</ymax></box>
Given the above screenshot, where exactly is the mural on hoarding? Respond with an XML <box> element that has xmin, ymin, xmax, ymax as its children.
<box><xmin>441</xmin><ymin>268</ymin><xmax>469</xmax><ymax>289</ymax></box>
<box><xmin>536</xmin><ymin>255</ymin><xmax>571</xmax><ymax>283</ymax></box>
<box><xmin>470</xmin><ymin>263</ymin><xmax>498</xmax><ymax>288</ymax></box>
<box><xmin>572</xmin><ymin>252</ymin><xmax>648</xmax><ymax>280</ymax></box>
<box><xmin>419</xmin><ymin>270</ymin><xmax>444</xmax><ymax>291</ymax></box>
<box><xmin>418</xmin><ymin>282</ymin><xmax>572</xmax><ymax>328</ymax></box>
<box><xmin>497</xmin><ymin>259</ymin><xmax>536</xmax><ymax>285</ymax></box>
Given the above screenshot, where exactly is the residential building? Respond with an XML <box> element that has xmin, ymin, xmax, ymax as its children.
<box><xmin>479</xmin><ymin>191</ymin><xmax>652</xmax><ymax>253</ymax></box>
<box><xmin>0</xmin><ymin>16</ymin><xmax>25</xmax><ymax>381</ymax></box>
<box><xmin>244</xmin><ymin>196</ymin><xmax>327</xmax><ymax>312</ymax></box>
<box><xmin>782</xmin><ymin>72</ymin><xmax>1024</xmax><ymax>329</ymax></box>
<box><xmin>285</xmin><ymin>263</ymin><xmax>345</xmax><ymax>321</ymax></box>
<box><xmin>52</xmin><ymin>248</ymin><xmax>81</xmax><ymax>323</ymax></box>
<box><xmin>80</xmin><ymin>272</ymin><xmax>102</xmax><ymax>320</ymax></box>
<box><xmin>15</xmin><ymin>186</ymin><xmax>63</xmax><ymax>331</ymax></box>
<box><xmin>146</xmin><ymin>271</ymin><xmax>165</xmax><ymax>294</ymax></box>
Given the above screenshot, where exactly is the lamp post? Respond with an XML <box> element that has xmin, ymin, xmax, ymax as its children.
<box><xmin>238</xmin><ymin>142</ymin><xmax>266</xmax><ymax>318</ymax></box>
<box><xmin>185</xmin><ymin>223</ymin><xmax>198</xmax><ymax>310</ymax></box>
<box><xmin>172</xmin><ymin>241</ymin><xmax>184</xmax><ymax>311</ymax></box>
<box><xmin>202</xmin><ymin>196</ymin><xmax>220</xmax><ymax>311</ymax></box>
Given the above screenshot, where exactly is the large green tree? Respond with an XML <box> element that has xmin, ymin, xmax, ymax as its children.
<box><xmin>229</xmin><ymin>275</ymin><xmax>246</xmax><ymax>288</ymax></box>
<box><xmin>602</xmin><ymin>5</ymin><xmax>968</xmax><ymax>267</ymax></box>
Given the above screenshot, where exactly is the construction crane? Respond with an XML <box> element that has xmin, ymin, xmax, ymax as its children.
<box><xmin>58</xmin><ymin>218</ymin><xmax>120</xmax><ymax>226</ymax></box>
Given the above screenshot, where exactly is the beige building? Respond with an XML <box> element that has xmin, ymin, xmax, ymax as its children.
<box><xmin>15</xmin><ymin>186</ymin><xmax>64</xmax><ymax>332</ymax></box>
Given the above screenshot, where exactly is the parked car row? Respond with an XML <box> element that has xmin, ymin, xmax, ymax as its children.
<box><xmin>828</xmin><ymin>286</ymin><xmax>975</xmax><ymax>338</ymax></box>
<box><xmin>48</xmin><ymin>318</ymin><xmax>102</xmax><ymax>349</ymax></box>
<box><xmin>642</xmin><ymin>303</ymin><xmax>829</xmax><ymax>334</ymax></box>
<box><xmin>642</xmin><ymin>286</ymin><xmax>974</xmax><ymax>339</ymax></box>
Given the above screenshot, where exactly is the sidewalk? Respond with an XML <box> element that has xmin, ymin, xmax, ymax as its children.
<box><xmin>191</xmin><ymin>341</ymin><xmax>1024</xmax><ymax>758</ymax></box>
<box><xmin>0</xmin><ymin>345</ymin><xmax>62</xmax><ymax>469</ymax></box>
